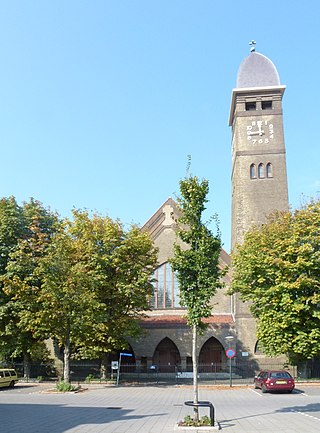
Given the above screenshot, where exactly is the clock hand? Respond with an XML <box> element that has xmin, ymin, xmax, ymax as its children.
<box><xmin>247</xmin><ymin>130</ymin><xmax>264</xmax><ymax>135</ymax></box>
<box><xmin>257</xmin><ymin>124</ymin><xmax>264</xmax><ymax>135</ymax></box>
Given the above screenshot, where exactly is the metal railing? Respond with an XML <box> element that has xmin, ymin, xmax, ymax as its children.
<box><xmin>10</xmin><ymin>361</ymin><xmax>320</xmax><ymax>384</ymax></box>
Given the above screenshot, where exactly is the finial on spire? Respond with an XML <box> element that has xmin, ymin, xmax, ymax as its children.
<box><xmin>249</xmin><ymin>40</ymin><xmax>256</xmax><ymax>52</ymax></box>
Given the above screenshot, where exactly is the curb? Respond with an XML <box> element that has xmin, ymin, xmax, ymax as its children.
<box><xmin>174</xmin><ymin>422</ymin><xmax>221</xmax><ymax>432</ymax></box>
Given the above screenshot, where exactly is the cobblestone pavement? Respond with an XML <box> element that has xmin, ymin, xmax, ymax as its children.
<box><xmin>0</xmin><ymin>383</ymin><xmax>320</xmax><ymax>432</ymax></box>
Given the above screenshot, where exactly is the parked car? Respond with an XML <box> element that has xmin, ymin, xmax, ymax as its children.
<box><xmin>0</xmin><ymin>369</ymin><xmax>18</xmax><ymax>388</ymax></box>
<box><xmin>254</xmin><ymin>370</ymin><xmax>295</xmax><ymax>393</ymax></box>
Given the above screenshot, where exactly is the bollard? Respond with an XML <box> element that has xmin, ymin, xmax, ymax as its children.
<box><xmin>184</xmin><ymin>400</ymin><xmax>215</xmax><ymax>426</ymax></box>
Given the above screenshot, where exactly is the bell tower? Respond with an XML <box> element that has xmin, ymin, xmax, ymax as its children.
<box><xmin>229</xmin><ymin>42</ymin><xmax>289</xmax><ymax>250</ymax></box>
<box><xmin>229</xmin><ymin>43</ymin><xmax>289</xmax><ymax>355</ymax></box>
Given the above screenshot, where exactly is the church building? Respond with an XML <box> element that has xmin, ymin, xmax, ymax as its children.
<box><xmin>127</xmin><ymin>44</ymin><xmax>289</xmax><ymax>372</ymax></box>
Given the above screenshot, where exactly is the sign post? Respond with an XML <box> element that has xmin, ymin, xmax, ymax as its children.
<box><xmin>226</xmin><ymin>349</ymin><xmax>236</xmax><ymax>387</ymax></box>
<box><xmin>116</xmin><ymin>353</ymin><xmax>133</xmax><ymax>386</ymax></box>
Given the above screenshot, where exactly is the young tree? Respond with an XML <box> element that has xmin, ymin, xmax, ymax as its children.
<box><xmin>230</xmin><ymin>200</ymin><xmax>320</xmax><ymax>363</ymax></box>
<box><xmin>170</xmin><ymin>175</ymin><xmax>223</xmax><ymax>421</ymax></box>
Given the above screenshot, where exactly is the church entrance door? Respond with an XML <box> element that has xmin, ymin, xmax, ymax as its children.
<box><xmin>153</xmin><ymin>337</ymin><xmax>181</xmax><ymax>372</ymax></box>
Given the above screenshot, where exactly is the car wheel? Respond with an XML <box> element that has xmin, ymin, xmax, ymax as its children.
<box><xmin>261</xmin><ymin>384</ymin><xmax>267</xmax><ymax>393</ymax></box>
<box><xmin>9</xmin><ymin>381</ymin><xmax>15</xmax><ymax>388</ymax></box>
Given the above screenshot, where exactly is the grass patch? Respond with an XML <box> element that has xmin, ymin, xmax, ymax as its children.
<box><xmin>178</xmin><ymin>415</ymin><xmax>211</xmax><ymax>427</ymax></box>
<box><xmin>55</xmin><ymin>380</ymin><xmax>80</xmax><ymax>392</ymax></box>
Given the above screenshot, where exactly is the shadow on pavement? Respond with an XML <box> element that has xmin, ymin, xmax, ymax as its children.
<box><xmin>0</xmin><ymin>384</ymin><xmax>42</xmax><ymax>391</ymax></box>
<box><xmin>0</xmin><ymin>403</ymin><xmax>167</xmax><ymax>433</ymax></box>
<box><xmin>276</xmin><ymin>402</ymin><xmax>320</xmax><ymax>413</ymax></box>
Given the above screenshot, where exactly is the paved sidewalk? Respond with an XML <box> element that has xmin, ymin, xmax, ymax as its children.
<box><xmin>0</xmin><ymin>383</ymin><xmax>320</xmax><ymax>432</ymax></box>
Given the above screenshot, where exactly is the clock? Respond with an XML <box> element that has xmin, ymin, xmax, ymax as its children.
<box><xmin>246</xmin><ymin>120</ymin><xmax>274</xmax><ymax>144</ymax></box>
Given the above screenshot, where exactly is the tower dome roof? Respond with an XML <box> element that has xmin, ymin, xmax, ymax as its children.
<box><xmin>236</xmin><ymin>51</ymin><xmax>280</xmax><ymax>88</ymax></box>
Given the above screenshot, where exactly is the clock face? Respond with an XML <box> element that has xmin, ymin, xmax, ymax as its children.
<box><xmin>246</xmin><ymin>120</ymin><xmax>274</xmax><ymax>144</ymax></box>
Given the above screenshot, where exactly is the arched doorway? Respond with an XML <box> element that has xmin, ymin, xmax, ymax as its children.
<box><xmin>153</xmin><ymin>337</ymin><xmax>181</xmax><ymax>372</ymax></box>
<box><xmin>199</xmin><ymin>337</ymin><xmax>225</xmax><ymax>372</ymax></box>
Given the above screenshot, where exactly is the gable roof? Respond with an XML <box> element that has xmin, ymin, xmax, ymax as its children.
<box><xmin>142</xmin><ymin>197</ymin><xmax>230</xmax><ymax>268</ymax></box>
<box><xmin>142</xmin><ymin>197</ymin><xmax>181</xmax><ymax>240</ymax></box>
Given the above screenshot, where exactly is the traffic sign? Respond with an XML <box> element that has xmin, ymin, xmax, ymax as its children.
<box><xmin>111</xmin><ymin>361</ymin><xmax>119</xmax><ymax>370</ymax></box>
<box><xmin>226</xmin><ymin>348</ymin><xmax>236</xmax><ymax>359</ymax></box>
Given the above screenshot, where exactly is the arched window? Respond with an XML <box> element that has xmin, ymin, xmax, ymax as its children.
<box><xmin>150</xmin><ymin>262</ymin><xmax>181</xmax><ymax>309</ymax></box>
<box><xmin>266</xmin><ymin>162</ymin><xmax>273</xmax><ymax>178</ymax></box>
<box><xmin>258</xmin><ymin>163</ymin><xmax>265</xmax><ymax>178</ymax></box>
<box><xmin>250</xmin><ymin>163</ymin><xmax>256</xmax><ymax>179</ymax></box>
<box><xmin>254</xmin><ymin>341</ymin><xmax>264</xmax><ymax>355</ymax></box>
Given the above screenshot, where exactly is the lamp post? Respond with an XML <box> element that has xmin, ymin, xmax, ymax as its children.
<box><xmin>225</xmin><ymin>336</ymin><xmax>235</xmax><ymax>387</ymax></box>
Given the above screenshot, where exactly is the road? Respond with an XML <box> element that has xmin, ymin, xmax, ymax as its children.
<box><xmin>0</xmin><ymin>382</ymin><xmax>319</xmax><ymax>432</ymax></box>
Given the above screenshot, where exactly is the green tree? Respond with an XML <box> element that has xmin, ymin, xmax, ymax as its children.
<box><xmin>0</xmin><ymin>197</ymin><xmax>25</xmax><ymax>365</ymax></box>
<box><xmin>170</xmin><ymin>175</ymin><xmax>223</xmax><ymax>421</ymax></box>
<box><xmin>0</xmin><ymin>197</ymin><xmax>25</xmax><ymax>274</ymax></box>
<box><xmin>230</xmin><ymin>200</ymin><xmax>320</xmax><ymax>363</ymax></box>
<box><xmin>73</xmin><ymin>213</ymin><xmax>158</xmax><ymax>377</ymax></box>
<box><xmin>1</xmin><ymin>198</ymin><xmax>59</xmax><ymax>376</ymax></box>
<box><xmin>23</xmin><ymin>210</ymin><xmax>106</xmax><ymax>382</ymax></box>
<box><xmin>10</xmin><ymin>210</ymin><xmax>157</xmax><ymax>382</ymax></box>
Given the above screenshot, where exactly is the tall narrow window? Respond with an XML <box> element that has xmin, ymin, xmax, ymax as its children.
<box><xmin>150</xmin><ymin>262</ymin><xmax>181</xmax><ymax>309</ymax></box>
<box><xmin>165</xmin><ymin>264</ymin><xmax>172</xmax><ymax>308</ymax></box>
<box><xmin>250</xmin><ymin>163</ymin><xmax>256</xmax><ymax>179</ymax></box>
<box><xmin>266</xmin><ymin>162</ymin><xmax>273</xmax><ymax>178</ymax></box>
<box><xmin>258</xmin><ymin>163</ymin><xmax>265</xmax><ymax>178</ymax></box>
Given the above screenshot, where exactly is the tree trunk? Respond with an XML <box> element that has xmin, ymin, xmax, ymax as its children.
<box><xmin>100</xmin><ymin>353</ymin><xmax>109</xmax><ymax>380</ymax></box>
<box><xmin>192</xmin><ymin>324</ymin><xmax>199</xmax><ymax>422</ymax></box>
<box><xmin>23</xmin><ymin>351</ymin><xmax>31</xmax><ymax>380</ymax></box>
<box><xmin>63</xmin><ymin>332</ymin><xmax>71</xmax><ymax>383</ymax></box>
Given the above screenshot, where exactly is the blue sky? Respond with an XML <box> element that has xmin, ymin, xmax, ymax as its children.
<box><xmin>0</xmin><ymin>1</ymin><xmax>319</xmax><ymax>252</ymax></box>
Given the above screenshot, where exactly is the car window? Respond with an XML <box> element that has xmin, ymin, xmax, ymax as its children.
<box><xmin>0</xmin><ymin>371</ymin><xmax>3</xmax><ymax>378</ymax></box>
<box><xmin>270</xmin><ymin>372</ymin><xmax>291</xmax><ymax>379</ymax></box>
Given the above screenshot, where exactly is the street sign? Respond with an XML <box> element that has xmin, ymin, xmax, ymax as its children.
<box><xmin>116</xmin><ymin>352</ymin><xmax>134</xmax><ymax>386</ymax></box>
<box><xmin>111</xmin><ymin>361</ymin><xmax>119</xmax><ymax>370</ymax></box>
<box><xmin>226</xmin><ymin>348</ymin><xmax>236</xmax><ymax>359</ymax></box>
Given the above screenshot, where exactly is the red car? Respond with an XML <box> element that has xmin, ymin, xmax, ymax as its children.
<box><xmin>254</xmin><ymin>370</ymin><xmax>295</xmax><ymax>393</ymax></box>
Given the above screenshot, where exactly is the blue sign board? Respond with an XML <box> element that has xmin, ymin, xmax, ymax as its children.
<box><xmin>226</xmin><ymin>349</ymin><xmax>236</xmax><ymax>359</ymax></box>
